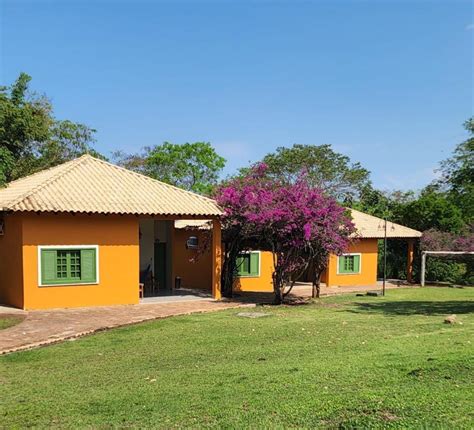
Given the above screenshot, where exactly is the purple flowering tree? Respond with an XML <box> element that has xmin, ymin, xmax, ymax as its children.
<box><xmin>421</xmin><ymin>227</ymin><xmax>474</xmax><ymax>252</ymax></box>
<box><xmin>215</xmin><ymin>164</ymin><xmax>356</xmax><ymax>303</ymax></box>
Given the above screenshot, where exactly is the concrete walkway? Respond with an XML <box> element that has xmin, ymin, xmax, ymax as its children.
<box><xmin>0</xmin><ymin>300</ymin><xmax>251</xmax><ymax>355</ymax></box>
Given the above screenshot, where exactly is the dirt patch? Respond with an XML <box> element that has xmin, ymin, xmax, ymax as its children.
<box><xmin>380</xmin><ymin>410</ymin><xmax>399</xmax><ymax>422</ymax></box>
<box><xmin>236</xmin><ymin>312</ymin><xmax>271</xmax><ymax>318</ymax></box>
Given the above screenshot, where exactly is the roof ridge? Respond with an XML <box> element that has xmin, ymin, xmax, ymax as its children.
<box><xmin>6</xmin><ymin>156</ymin><xmax>89</xmax><ymax>209</ymax></box>
<box><xmin>350</xmin><ymin>208</ymin><xmax>421</xmax><ymax>234</ymax></box>
<box><xmin>86</xmin><ymin>155</ymin><xmax>219</xmax><ymax>204</ymax></box>
<box><xmin>350</xmin><ymin>208</ymin><xmax>389</xmax><ymax>223</ymax></box>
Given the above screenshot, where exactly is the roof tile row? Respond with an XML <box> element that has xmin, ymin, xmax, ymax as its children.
<box><xmin>0</xmin><ymin>155</ymin><xmax>222</xmax><ymax>217</ymax></box>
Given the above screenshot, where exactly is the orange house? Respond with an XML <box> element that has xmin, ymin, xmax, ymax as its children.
<box><xmin>0</xmin><ymin>155</ymin><xmax>422</xmax><ymax>310</ymax></box>
<box><xmin>321</xmin><ymin>209</ymin><xmax>422</xmax><ymax>287</ymax></box>
<box><xmin>173</xmin><ymin>211</ymin><xmax>421</xmax><ymax>294</ymax></box>
<box><xmin>0</xmin><ymin>155</ymin><xmax>223</xmax><ymax>310</ymax></box>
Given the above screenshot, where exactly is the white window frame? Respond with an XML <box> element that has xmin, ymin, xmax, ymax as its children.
<box><xmin>336</xmin><ymin>252</ymin><xmax>362</xmax><ymax>275</ymax></box>
<box><xmin>38</xmin><ymin>245</ymin><xmax>100</xmax><ymax>287</ymax></box>
<box><xmin>235</xmin><ymin>250</ymin><xmax>261</xmax><ymax>278</ymax></box>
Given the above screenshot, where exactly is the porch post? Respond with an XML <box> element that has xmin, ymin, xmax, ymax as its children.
<box><xmin>420</xmin><ymin>252</ymin><xmax>426</xmax><ymax>287</ymax></box>
<box><xmin>212</xmin><ymin>219</ymin><xmax>222</xmax><ymax>300</ymax></box>
<box><xmin>406</xmin><ymin>239</ymin><xmax>415</xmax><ymax>283</ymax></box>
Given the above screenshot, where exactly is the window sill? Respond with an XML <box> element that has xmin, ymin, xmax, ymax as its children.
<box><xmin>38</xmin><ymin>282</ymin><xmax>99</xmax><ymax>288</ymax></box>
<box><xmin>336</xmin><ymin>273</ymin><xmax>361</xmax><ymax>276</ymax></box>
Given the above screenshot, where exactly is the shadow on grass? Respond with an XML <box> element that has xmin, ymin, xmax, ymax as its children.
<box><xmin>347</xmin><ymin>301</ymin><xmax>474</xmax><ymax>316</ymax></box>
<box><xmin>0</xmin><ymin>314</ymin><xmax>26</xmax><ymax>330</ymax></box>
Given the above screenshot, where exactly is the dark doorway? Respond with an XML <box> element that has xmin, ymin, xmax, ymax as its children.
<box><xmin>154</xmin><ymin>242</ymin><xmax>167</xmax><ymax>291</ymax></box>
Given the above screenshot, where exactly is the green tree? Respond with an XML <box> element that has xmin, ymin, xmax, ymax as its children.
<box><xmin>0</xmin><ymin>73</ymin><xmax>102</xmax><ymax>185</ymax></box>
<box><xmin>399</xmin><ymin>190</ymin><xmax>465</xmax><ymax>233</ymax></box>
<box><xmin>247</xmin><ymin>144</ymin><xmax>371</xmax><ymax>202</ymax></box>
<box><xmin>352</xmin><ymin>185</ymin><xmax>415</xmax><ymax>221</ymax></box>
<box><xmin>112</xmin><ymin>150</ymin><xmax>147</xmax><ymax>175</ymax></box>
<box><xmin>354</xmin><ymin>186</ymin><xmax>465</xmax><ymax>233</ymax></box>
<box><xmin>0</xmin><ymin>147</ymin><xmax>15</xmax><ymax>185</ymax></box>
<box><xmin>435</xmin><ymin>118</ymin><xmax>474</xmax><ymax>223</ymax></box>
<box><xmin>115</xmin><ymin>142</ymin><xmax>226</xmax><ymax>195</ymax></box>
<box><xmin>0</xmin><ymin>73</ymin><xmax>51</xmax><ymax>183</ymax></box>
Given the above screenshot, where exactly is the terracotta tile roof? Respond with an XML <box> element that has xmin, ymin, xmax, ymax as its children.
<box><xmin>350</xmin><ymin>209</ymin><xmax>422</xmax><ymax>238</ymax></box>
<box><xmin>0</xmin><ymin>155</ymin><xmax>222</xmax><ymax>217</ymax></box>
<box><xmin>174</xmin><ymin>210</ymin><xmax>422</xmax><ymax>239</ymax></box>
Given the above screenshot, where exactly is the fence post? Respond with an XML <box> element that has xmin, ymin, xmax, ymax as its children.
<box><xmin>420</xmin><ymin>252</ymin><xmax>426</xmax><ymax>287</ymax></box>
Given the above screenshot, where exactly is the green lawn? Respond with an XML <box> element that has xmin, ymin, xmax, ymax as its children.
<box><xmin>1</xmin><ymin>288</ymin><xmax>473</xmax><ymax>429</ymax></box>
<box><xmin>0</xmin><ymin>314</ymin><xmax>24</xmax><ymax>330</ymax></box>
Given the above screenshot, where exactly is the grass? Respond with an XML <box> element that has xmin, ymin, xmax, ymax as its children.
<box><xmin>0</xmin><ymin>314</ymin><xmax>24</xmax><ymax>330</ymax></box>
<box><xmin>1</xmin><ymin>287</ymin><xmax>473</xmax><ymax>429</ymax></box>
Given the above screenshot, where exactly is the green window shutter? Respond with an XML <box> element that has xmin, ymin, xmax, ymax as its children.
<box><xmin>249</xmin><ymin>252</ymin><xmax>260</xmax><ymax>277</ymax></box>
<box><xmin>241</xmin><ymin>254</ymin><xmax>250</xmax><ymax>274</ymax></box>
<box><xmin>338</xmin><ymin>256</ymin><xmax>345</xmax><ymax>273</ymax></box>
<box><xmin>41</xmin><ymin>250</ymin><xmax>57</xmax><ymax>285</ymax></box>
<box><xmin>236</xmin><ymin>255</ymin><xmax>244</xmax><ymax>276</ymax></box>
<box><xmin>80</xmin><ymin>249</ymin><xmax>97</xmax><ymax>283</ymax></box>
<box><xmin>236</xmin><ymin>253</ymin><xmax>256</xmax><ymax>276</ymax></box>
<box><xmin>353</xmin><ymin>255</ymin><xmax>360</xmax><ymax>273</ymax></box>
<box><xmin>339</xmin><ymin>255</ymin><xmax>360</xmax><ymax>274</ymax></box>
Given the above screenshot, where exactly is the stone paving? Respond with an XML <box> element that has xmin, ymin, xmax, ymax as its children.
<box><xmin>0</xmin><ymin>299</ymin><xmax>251</xmax><ymax>355</ymax></box>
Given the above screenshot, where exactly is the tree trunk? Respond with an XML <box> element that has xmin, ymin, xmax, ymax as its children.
<box><xmin>283</xmin><ymin>280</ymin><xmax>296</xmax><ymax>298</ymax></box>
<box><xmin>272</xmin><ymin>247</ymin><xmax>282</xmax><ymax>304</ymax></box>
<box><xmin>220</xmin><ymin>240</ymin><xmax>241</xmax><ymax>298</ymax></box>
<box><xmin>311</xmin><ymin>268</ymin><xmax>322</xmax><ymax>299</ymax></box>
<box><xmin>274</xmin><ymin>285</ymin><xmax>283</xmax><ymax>304</ymax></box>
<box><xmin>273</xmin><ymin>269</ymin><xmax>283</xmax><ymax>304</ymax></box>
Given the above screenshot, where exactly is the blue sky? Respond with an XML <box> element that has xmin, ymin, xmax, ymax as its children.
<box><xmin>1</xmin><ymin>0</ymin><xmax>472</xmax><ymax>190</ymax></box>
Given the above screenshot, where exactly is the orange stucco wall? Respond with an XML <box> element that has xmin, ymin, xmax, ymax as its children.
<box><xmin>167</xmin><ymin>229</ymin><xmax>378</xmax><ymax>294</ymax></box>
<box><xmin>172</xmin><ymin>230</ymin><xmax>275</xmax><ymax>294</ymax></box>
<box><xmin>233</xmin><ymin>251</ymin><xmax>274</xmax><ymax>292</ymax></box>
<box><xmin>173</xmin><ymin>229</ymin><xmax>212</xmax><ymax>290</ymax></box>
<box><xmin>0</xmin><ymin>214</ymin><xmax>24</xmax><ymax>308</ymax></box>
<box><xmin>326</xmin><ymin>239</ymin><xmax>378</xmax><ymax>287</ymax></box>
<box><xmin>20</xmin><ymin>213</ymin><xmax>139</xmax><ymax>310</ymax></box>
<box><xmin>232</xmin><ymin>240</ymin><xmax>378</xmax><ymax>292</ymax></box>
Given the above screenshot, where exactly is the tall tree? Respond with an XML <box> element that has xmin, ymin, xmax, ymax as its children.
<box><xmin>246</xmin><ymin>144</ymin><xmax>371</xmax><ymax>202</ymax></box>
<box><xmin>215</xmin><ymin>163</ymin><xmax>355</xmax><ymax>303</ymax></box>
<box><xmin>400</xmin><ymin>190</ymin><xmax>465</xmax><ymax>234</ymax></box>
<box><xmin>435</xmin><ymin>118</ymin><xmax>474</xmax><ymax>223</ymax></box>
<box><xmin>0</xmin><ymin>73</ymin><xmax>51</xmax><ymax>183</ymax></box>
<box><xmin>115</xmin><ymin>142</ymin><xmax>226</xmax><ymax>195</ymax></box>
<box><xmin>352</xmin><ymin>185</ymin><xmax>415</xmax><ymax>221</ymax></box>
<box><xmin>0</xmin><ymin>73</ymin><xmax>102</xmax><ymax>185</ymax></box>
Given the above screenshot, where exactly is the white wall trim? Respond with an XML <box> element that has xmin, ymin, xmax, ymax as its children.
<box><xmin>37</xmin><ymin>245</ymin><xmax>100</xmax><ymax>287</ymax></box>
<box><xmin>235</xmin><ymin>250</ymin><xmax>262</xmax><ymax>278</ymax></box>
<box><xmin>336</xmin><ymin>252</ymin><xmax>362</xmax><ymax>275</ymax></box>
